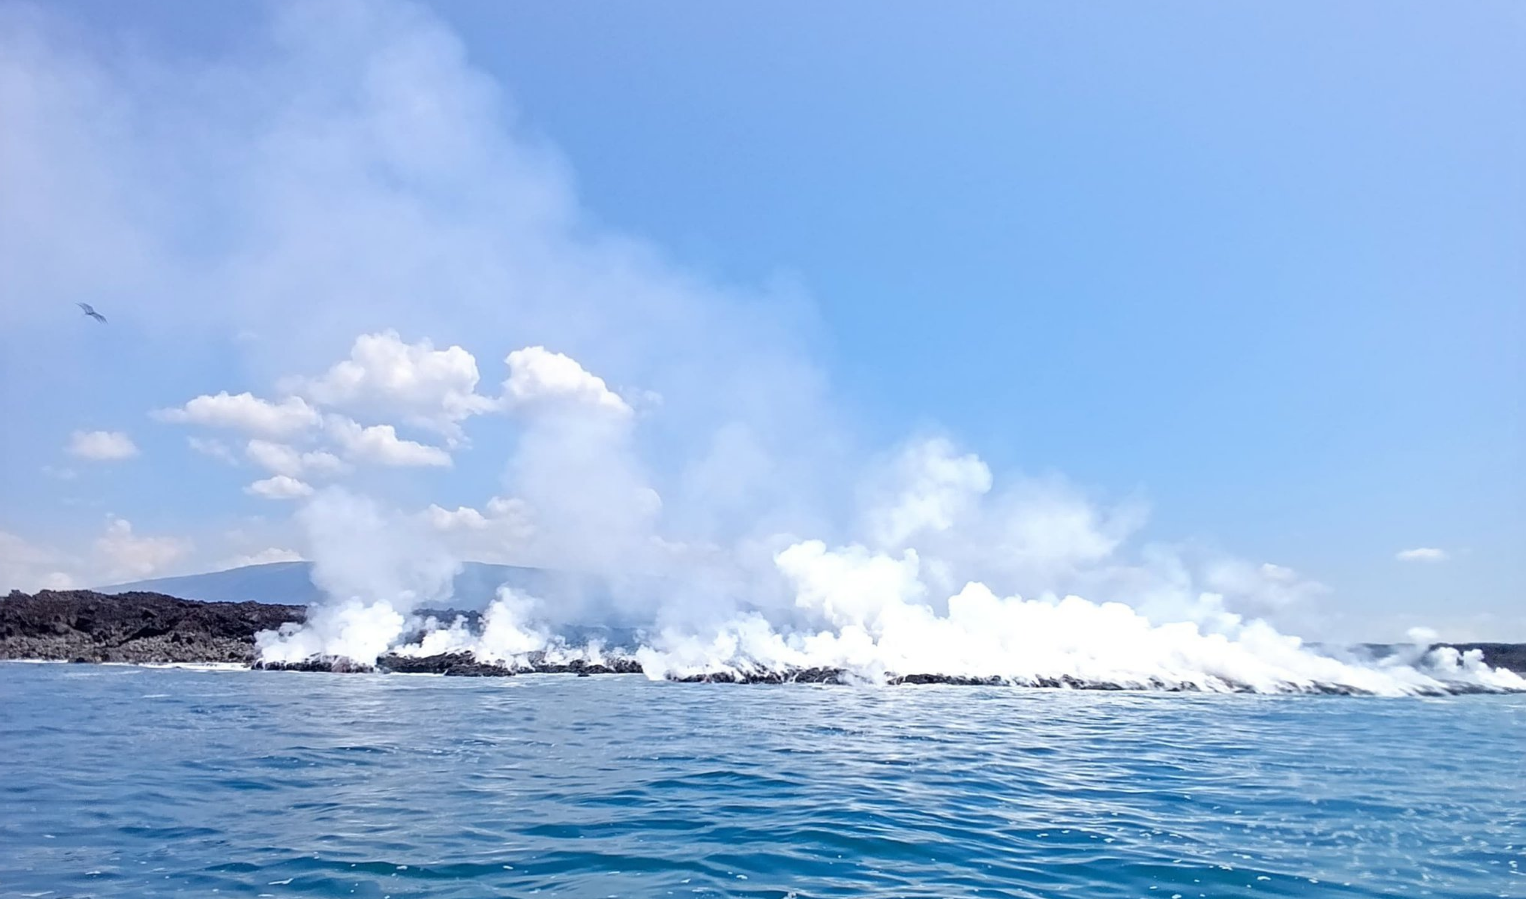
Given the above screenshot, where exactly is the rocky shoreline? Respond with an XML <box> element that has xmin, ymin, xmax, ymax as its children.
<box><xmin>5</xmin><ymin>589</ymin><xmax>1525</xmax><ymax>692</ymax></box>
<box><xmin>0</xmin><ymin>589</ymin><xmax>306</xmax><ymax>665</ymax></box>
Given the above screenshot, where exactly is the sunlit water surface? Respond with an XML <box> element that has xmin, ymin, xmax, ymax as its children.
<box><xmin>1</xmin><ymin>663</ymin><xmax>1522</xmax><ymax>898</ymax></box>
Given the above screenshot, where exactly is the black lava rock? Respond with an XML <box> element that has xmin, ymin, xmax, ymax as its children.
<box><xmin>1</xmin><ymin>589</ymin><xmax>305</xmax><ymax>665</ymax></box>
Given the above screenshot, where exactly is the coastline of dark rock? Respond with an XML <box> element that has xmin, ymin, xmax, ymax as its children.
<box><xmin>1</xmin><ymin>589</ymin><xmax>304</xmax><ymax>664</ymax></box>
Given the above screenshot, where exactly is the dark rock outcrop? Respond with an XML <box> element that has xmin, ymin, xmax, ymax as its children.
<box><xmin>252</xmin><ymin>657</ymin><xmax>374</xmax><ymax>673</ymax></box>
<box><xmin>374</xmin><ymin>652</ymin><xmax>644</xmax><ymax>677</ymax></box>
<box><xmin>378</xmin><ymin>653</ymin><xmax>514</xmax><ymax>677</ymax></box>
<box><xmin>1</xmin><ymin>589</ymin><xmax>304</xmax><ymax>664</ymax></box>
<box><xmin>523</xmin><ymin>654</ymin><xmax>645</xmax><ymax>676</ymax></box>
<box><xmin>673</xmin><ymin>667</ymin><xmax>851</xmax><ymax>685</ymax></box>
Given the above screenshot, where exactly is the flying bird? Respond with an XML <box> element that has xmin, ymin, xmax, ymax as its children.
<box><xmin>77</xmin><ymin>303</ymin><xmax>107</xmax><ymax>323</ymax></box>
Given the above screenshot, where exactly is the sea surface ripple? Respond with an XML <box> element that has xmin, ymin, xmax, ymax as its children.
<box><xmin>1</xmin><ymin>663</ymin><xmax>1523</xmax><ymax>898</ymax></box>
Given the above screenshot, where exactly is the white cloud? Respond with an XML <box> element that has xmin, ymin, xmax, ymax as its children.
<box><xmin>1396</xmin><ymin>547</ymin><xmax>1449</xmax><ymax>563</ymax></box>
<box><xmin>327</xmin><ymin>416</ymin><xmax>451</xmax><ymax>467</ymax></box>
<box><xmin>0</xmin><ymin>531</ymin><xmax>77</xmax><ymax>592</ymax></box>
<box><xmin>1259</xmin><ymin>562</ymin><xmax>1296</xmax><ymax>582</ymax></box>
<box><xmin>303</xmin><ymin>453</ymin><xmax>350</xmax><ymax>478</ymax></box>
<box><xmin>94</xmin><ymin>516</ymin><xmax>191</xmax><ymax>581</ymax></box>
<box><xmin>244</xmin><ymin>475</ymin><xmax>315</xmax><ymax>500</ymax></box>
<box><xmin>187</xmin><ymin>436</ymin><xmax>239</xmax><ymax>465</ymax></box>
<box><xmin>295</xmin><ymin>330</ymin><xmax>493</xmax><ymax>441</ymax></box>
<box><xmin>215</xmin><ymin>547</ymin><xmax>304</xmax><ymax>570</ymax></box>
<box><xmin>421</xmin><ymin>496</ymin><xmax>536</xmax><ymax>564</ymax></box>
<box><xmin>503</xmin><ymin>346</ymin><xmax>632</xmax><ymax>417</ymax></box>
<box><xmin>1202</xmin><ymin>559</ymin><xmax>1330</xmax><ymax>616</ymax></box>
<box><xmin>425</xmin><ymin>504</ymin><xmax>488</xmax><ymax>530</ymax></box>
<box><xmin>154</xmin><ymin>392</ymin><xmax>320</xmax><ymax>437</ymax></box>
<box><xmin>486</xmin><ymin>495</ymin><xmax>532</xmax><ymax>519</ymax></box>
<box><xmin>66</xmin><ymin>429</ymin><xmax>138</xmax><ymax>461</ymax></box>
<box><xmin>245</xmin><ymin>439</ymin><xmax>348</xmax><ymax>478</ymax></box>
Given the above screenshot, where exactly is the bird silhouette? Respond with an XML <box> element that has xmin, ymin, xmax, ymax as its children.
<box><xmin>77</xmin><ymin>303</ymin><xmax>107</xmax><ymax>323</ymax></box>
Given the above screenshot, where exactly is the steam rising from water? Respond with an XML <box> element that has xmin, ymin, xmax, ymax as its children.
<box><xmin>256</xmin><ymin>490</ymin><xmax>459</xmax><ymax>665</ymax></box>
<box><xmin>257</xmin><ymin>430</ymin><xmax>1524</xmax><ymax>696</ymax></box>
<box><xmin>9</xmin><ymin>0</ymin><xmax>1501</xmax><ymax>695</ymax></box>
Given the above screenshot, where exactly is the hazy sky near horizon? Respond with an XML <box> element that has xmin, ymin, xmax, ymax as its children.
<box><xmin>1</xmin><ymin>1</ymin><xmax>1521</xmax><ymax>641</ymax></box>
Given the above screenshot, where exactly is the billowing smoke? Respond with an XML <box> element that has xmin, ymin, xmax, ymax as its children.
<box><xmin>629</xmin><ymin>540</ymin><xmax>1522</xmax><ymax>694</ymax></box>
<box><xmin>3</xmin><ymin>1</ymin><xmax>1518</xmax><ymax>694</ymax></box>
<box><xmin>256</xmin><ymin>488</ymin><xmax>459</xmax><ymax>665</ymax></box>
<box><xmin>252</xmin><ymin>360</ymin><xmax>1525</xmax><ymax>696</ymax></box>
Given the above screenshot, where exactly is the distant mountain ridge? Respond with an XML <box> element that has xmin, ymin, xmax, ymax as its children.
<box><xmin>99</xmin><ymin>560</ymin><xmax>591</xmax><ymax>611</ymax></box>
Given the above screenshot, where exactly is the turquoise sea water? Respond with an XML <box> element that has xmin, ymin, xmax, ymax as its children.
<box><xmin>1</xmin><ymin>663</ymin><xmax>1522</xmax><ymax>898</ymax></box>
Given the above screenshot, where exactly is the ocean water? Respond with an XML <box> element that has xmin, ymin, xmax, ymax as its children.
<box><xmin>1</xmin><ymin>665</ymin><xmax>1522</xmax><ymax>899</ymax></box>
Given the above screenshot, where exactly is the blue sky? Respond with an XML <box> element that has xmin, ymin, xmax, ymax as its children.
<box><xmin>1</xmin><ymin>1</ymin><xmax>1521</xmax><ymax>641</ymax></box>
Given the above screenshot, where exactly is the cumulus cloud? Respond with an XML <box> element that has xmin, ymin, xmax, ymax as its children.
<box><xmin>244</xmin><ymin>475</ymin><xmax>315</xmax><ymax>500</ymax></box>
<box><xmin>245</xmin><ymin>439</ymin><xmax>348</xmax><ymax>479</ymax></box>
<box><xmin>94</xmin><ymin>516</ymin><xmax>191</xmax><ymax>581</ymax></box>
<box><xmin>1259</xmin><ymin>562</ymin><xmax>1297</xmax><ymax>582</ymax></box>
<box><xmin>1396</xmin><ymin>547</ymin><xmax>1449</xmax><ymax>563</ymax></box>
<box><xmin>421</xmin><ymin>496</ymin><xmax>536</xmax><ymax>564</ymax></box>
<box><xmin>0</xmin><ymin>531</ymin><xmax>77</xmax><ymax>592</ymax></box>
<box><xmin>503</xmin><ymin>346</ymin><xmax>633</xmax><ymax>418</ymax></box>
<box><xmin>4</xmin><ymin>519</ymin><xmax>201</xmax><ymax>590</ymax></box>
<box><xmin>215</xmin><ymin>547</ymin><xmax>304</xmax><ymax>570</ymax></box>
<box><xmin>326</xmin><ymin>417</ymin><xmax>451</xmax><ymax>467</ymax></box>
<box><xmin>294</xmin><ymin>330</ymin><xmax>494</xmax><ymax>441</ymax></box>
<box><xmin>66</xmin><ymin>429</ymin><xmax>138</xmax><ymax>461</ymax></box>
<box><xmin>155</xmin><ymin>392</ymin><xmax>320</xmax><ymax>437</ymax></box>
<box><xmin>424</xmin><ymin>504</ymin><xmax>489</xmax><ymax>530</ymax></box>
<box><xmin>187</xmin><ymin>436</ymin><xmax>239</xmax><ymax>465</ymax></box>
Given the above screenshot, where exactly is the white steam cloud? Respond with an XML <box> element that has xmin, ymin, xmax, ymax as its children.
<box><xmin>3</xmin><ymin>1</ymin><xmax>1518</xmax><ymax>692</ymax></box>
<box><xmin>254</xmin><ymin>359</ymin><xmax>1525</xmax><ymax>696</ymax></box>
<box><xmin>257</xmin><ymin>488</ymin><xmax>459</xmax><ymax>665</ymax></box>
